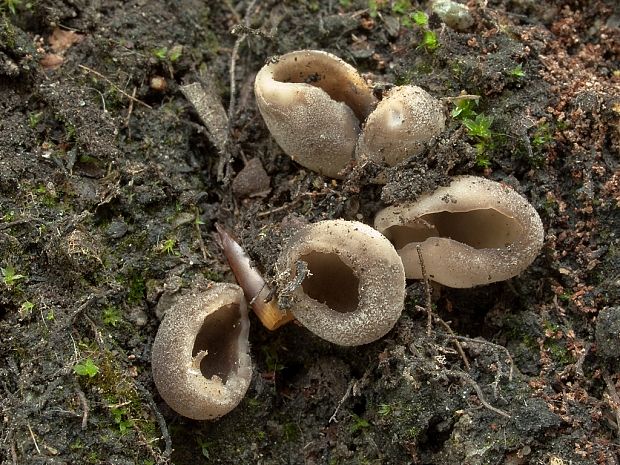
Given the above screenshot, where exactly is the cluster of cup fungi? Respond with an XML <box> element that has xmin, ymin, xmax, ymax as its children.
<box><xmin>151</xmin><ymin>50</ymin><xmax>544</xmax><ymax>420</ymax></box>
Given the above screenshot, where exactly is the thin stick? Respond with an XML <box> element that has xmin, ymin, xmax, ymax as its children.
<box><xmin>135</xmin><ymin>382</ymin><xmax>172</xmax><ymax>457</ymax></box>
<box><xmin>416</xmin><ymin>244</ymin><xmax>433</xmax><ymax>336</ymax></box>
<box><xmin>194</xmin><ymin>207</ymin><xmax>209</xmax><ymax>260</ymax></box>
<box><xmin>227</xmin><ymin>0</ymin><xmax>258</xmax><ymax>128</ymax></box>
<box><xmin>441</xmin><ymin>94</ymin><xmax>480</xmax><ymax>103</ymax></box>
<box><xmin>445</xmin><ymin>369</ymin><xmax>511</xmax><ymax>418</ymax></box>
<box><xmin>125</xmin><ymin>86</ymin><xmax>137</xmax><ymax>127</ymax></box>
<box><xmin>10</xmin><ymin>439</ymin><xmax>17</xmax><ymax>465</ymax></box>
<box><xmin>78</xmin><ymin>65</ymin><xmax>152</xmax><ymax>109</ymax></box>
<box><xmin>434</xmin><ymin>317</ymin><xmax>471</xmax><ymax>371</ymax></box>
<box><xmin>27</xmin><ymin>424</ymin><xmax>41</xmax><ymax>454</ymax></box>
<box><xmin>603</xmin><ymin>371</ymin><xmax>620</xmax><ymax>434</ymax></box>
<box><xmin>447</xmin><ymin>334</ymin><xmax>514</xmax><ymax>381</ymax></box>
<box><xmin>75</xmin><ymin>382</ymin><xmax>89</xmax><ymax>429</ymax></box>
<box><xmin>329</xmin><ymin>381</ymin><xmax>353</xmax><ymax>423</ymax></box>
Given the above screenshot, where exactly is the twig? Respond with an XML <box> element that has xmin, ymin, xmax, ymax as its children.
<box><xmin>416</xmin><ymin>244</ymin><xmax>433</xmax><ymax>336</ymax></box>
<box><xmin>441</xmin><ymin>94</ymin><xmax>481</xmax><ymax>103</ymax></box>
<box><xmin>603</xmin><ymin>371</ymin><xmax>620</xmax><ymax>435</ymax></box>
<box><xmin>445</xmin><ymin>369</ymin><xmax>511</xmax><ymax>418</ymax></box>
<box><xmin>125</xmin><ymin>86</ymin><xmax>137</xmax><ymax>127</ymax></box>
<box><xmin>136</xmin><ymin>382</ymin><xmax>172</xmax><ymax>457</ymax></box>
<box><xmin>434</xmin><ymin>316</ymin><xmax>471</xmax><ymax>371</ymax></box>
<box><xmin>74</xmin><ymin>382</ymin><xmax>89</xmax><ymax>429</ymax></box>
<box><xmin>227</xmin><ymin>0</ymin><xmax>258</xmax><ymax>129</ymax></box>
<box><xmin>27</xmin><ymin>423</ymin><xmax>41</xmax><ymax>454</ymax></box>
<box><xmin>78</xmin><ymin>65</ymin><xmax>152</xmax><ymax>109</ymax></box>
<box><xmin>10</xmin><ymin>438</ymin><xmax>18</xmax><ymax>465</ymax></box>
<box><xmin>329</xmin><ymin>381</ymin><xmax>353</xmax><ymax>423</ymax></box>
<box><xmin>447</xmin><ymin>334</ymin><xmax>515</xmax><ymax>382</ymax></box>
<box><xmin>194</xmin><ymin>207</ymin><xmax>209</xmax><ymax>260</ymax></box>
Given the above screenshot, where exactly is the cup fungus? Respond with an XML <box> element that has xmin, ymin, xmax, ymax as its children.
<box><xmin>374</xmin><ymin>176</ymin><xmax>544</xmax><ymax>288</ymax></box>
<box><xmin>255</xmin><ymin>50</ymin><xmax>447</xmax><ymax>177</ymax></box>
<box><xmin>276</xmin><ymin>219</ymin><xmax>405</xmax><ymax>346</ymax></box>
<box><xmin>151</xmin><ymin>282</ymin><xmax>252</xmax><ymax>420</ymax></box>
<box><xmin>356</xmin><ymin>85</ymin><xmax>446</xmax><ymax>167</ymax></box>
<box><xmin>254</xmin><ymin>50</ymin><xmax>377</xmax><ymax>178</ymax></box>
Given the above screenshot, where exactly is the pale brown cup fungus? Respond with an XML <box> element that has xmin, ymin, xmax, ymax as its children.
<box><xmin>151</xmin><ymin>282</ymin><xmax>252</xmax><ymax>420</ymax></box>
<box><xmin>254</xmin><ymin>50</ymin><xmax>377</xmax><ymax>178</ymax></box>
<box><xmin>374</xmin><ymin>176</ymin><xmax>544</xmax><ymax>288</ymax></box>
<box><xmin>355</xmin><ymin>85</ymin><xmax>446</xmax><ymax>167</ymax></box>
<box><xmin>216</xmin><ymin>224</ymin><xmax>294</xmax><ymax>331</ymax></box>
<box><xmin>276</xmin><ymin>219</ymin><xmax>406</xmax><ymax>346</ymax></box>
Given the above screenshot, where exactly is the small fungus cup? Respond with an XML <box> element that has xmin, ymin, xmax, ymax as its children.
<box><xmin>151</xmin><ymin>282</ymin><xmax>252</xmax><ymax>420</ymax></box>
<box><xmin>374</xmin><ymin>176</ymin><xmax>544</xmax><ymax>288</ymax></box>
<box><xmin>356</xmin><ymin>85</ymin><xmax>446</xmax><ymax>167</ymax></box>
<box><xmin>254</xmin><ymin>50</ymin><xmax>377</xmax><ymax>178</ymax></box>
<box><xmin>276</xmin><ymin>219</ymin><xmax>405</xmax><ymax>346</ymax></box>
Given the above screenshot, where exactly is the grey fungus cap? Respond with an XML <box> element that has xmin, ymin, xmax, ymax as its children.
<box><xmin>374</xmin><ymin>176</ymin><xmax>544</xmax><ymax>288</ymax></box>
<box><xmin>151</xmin><ymin>282</ymin><xmax>252</xmax><ymax>420</ymax></box>
<box><xmin>276</xmin><ymin>220</ymin><xmax>405</xmax><ymax>346</ymax></box>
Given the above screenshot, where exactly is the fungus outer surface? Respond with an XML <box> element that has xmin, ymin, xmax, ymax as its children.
<box><xmin>277</xmin><ymin>219</ymin><xmax>405</xmax><ymax>346</ymax></box>
<box><xmin>254</xmin><ymin>50</ymin><xmax>376</xmax><ymax>178</ymax></box>
<box><xmin>151</xmin><ymin>282</ymin><xmax>251</xmax><ymax>420</ymax></box>
<box><xmin>356</xmin><ymin>85</ymin><xmax>446</xmax><ymax>167</ymax></box>
<box><xmin>374</xmin><ymin>176</ymin><xmax>544</xmax><ymax>287</ymax></box>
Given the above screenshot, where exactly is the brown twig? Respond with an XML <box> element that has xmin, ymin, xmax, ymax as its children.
<box><xmin>194</xmin><ymin>207</ymin><xmax>209</xmax><ymax>260</ymax></box>
<box><xmin>415</xmin><ymin>244</ymin><xmax>433</xmax><ymax>336</ymax></box>
<box><xmin>74</xmin><ymin>382</ymin><xmax>89</xmax><ymax>429</ymax></box>
<box><xmin>125</xmin><ymin>86</ymin><xmax>137</xmax><ymax>127</ymax></box>
<box><xmin>603</xmin><ymin>371</ymin><xmax>620</xmax><ymax>435</ymax></box>
<box><xmin>78</xmin><ymin>65</ymin><xmax>152</xmax><ymax>109</ymax></box>
<box><xmin>434</xmin><ymin>316</ymin><xmax>471</xmax><ymax>371</ymax></box>
<box><xmin>445</xmin><ymin>369</ymin><xmax>511</xmax><ymax>418</ymax></box>
<box><xmin>447</xmin><ymin>334</ymin><xmax>515</xmax><ymax>382</ymax></box>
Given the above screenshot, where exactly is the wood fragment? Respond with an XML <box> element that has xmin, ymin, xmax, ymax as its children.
<box><xmin>180</xmin><ymin>82</ymin><xmax>229</xmax><ymax>155</ymax></box>
<box><xmin>416</xmin><ymin>244</ymin><xmax>433</xmax><ymax>336</ymax></box>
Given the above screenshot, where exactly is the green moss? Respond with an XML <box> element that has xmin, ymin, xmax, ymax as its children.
<box><xmin>123</xmin><ymin>272</ymin><xmax>146</xmax><ymax>304</ymax></box>
<box><xmin>282</xmin><ymin>422</ymin><xmax>300</xmax><ymax>442</ymax></box>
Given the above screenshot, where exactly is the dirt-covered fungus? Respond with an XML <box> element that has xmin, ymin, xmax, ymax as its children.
<box><xmin>254</xmin><ymin>50</ymin><xmax>377</xmax><ymax>178</ymax></box>
<box><xmin>276</xmin><ymin>220</ymin><xmax>405</xmax><ymax>346</ymax></box>
<box><xmin>356</xmin><ymin>85</ymin><xmax>446</xmax><ymax>167</ymax></box>
<box><xmin>151</xmin><ymin>283</ymin><xmax>252</xmax><ymax>420</ymax></box>
<box><xmin>374</xmin><ymin>176</ymin><xmax>544</xmax><ymax>288</ymax></box>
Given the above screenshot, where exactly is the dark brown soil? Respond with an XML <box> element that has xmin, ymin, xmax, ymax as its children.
<box><xmin>0</xmin><ymin>0</ymin><xmax>618</xmax><ymax>464</ymax></box>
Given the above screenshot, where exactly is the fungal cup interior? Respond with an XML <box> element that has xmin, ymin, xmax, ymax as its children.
<box><xmin>192</xmin><ymin>303</ymin><xmax>245</xmax><ymax>382</ymax></box>
<box><xmin>299</xmin><ymin>252</ymin><xmax>360</xmax><ymax>313</ymax></box>
<box><xmin>269</xmin><ymin>54</ymin><xmax>372</xmax><ymax>122</ymax></box>
<box><xmin>384</xmin><ymin>208</ymin><xmax>524</xmax><ymax>250</ymax></box>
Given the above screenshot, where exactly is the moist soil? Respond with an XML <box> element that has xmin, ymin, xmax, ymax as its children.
<box><xmin>0</xmin><ymin>0</ymin><xmax>619</xmax><ymax>464</ymax></box>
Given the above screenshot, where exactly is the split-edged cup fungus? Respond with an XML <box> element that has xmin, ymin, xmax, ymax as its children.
<box><xmin>151</xmin><ymin>282</ymin><xmax>252</xmax><ymax>420</ymax></box>
<box><xmin>276</xmin><ymin>219</ymin><xmax>405</xmax><ymax>346</ymax></box>
<box><xmin>374</xmin><ymin>176</ymin><xmax>544</xmax><ymax>288</ymax></box>
<box><xmin>356</xmin><ymin>85</ymin><xmax>446</xmax><ymax>167</ymax></box>
<box><xmin>254</xmin><ymin>50</ymin><xmax>377</xmax><ymax>178</ymax></box>
<box><xmin>254</xmin><ymin>50</ymin><xmax>446</xmax><ymax>178</ymax></box>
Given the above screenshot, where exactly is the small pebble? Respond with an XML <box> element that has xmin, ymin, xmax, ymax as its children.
<box><xmin>596</xmin><ymin>307</ymin><xmax>620</xmax><ymax>360</ymax></box>
<box><xmin>232</xmin><ymin>158</ymin><xmax>270</xmax><ymax>198</ymax></box>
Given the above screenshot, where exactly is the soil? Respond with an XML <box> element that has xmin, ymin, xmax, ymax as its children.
<box><xmin>0</xmin><ymin>0</ymin><xmax>619</xmax><ymax>464</ymax></box>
